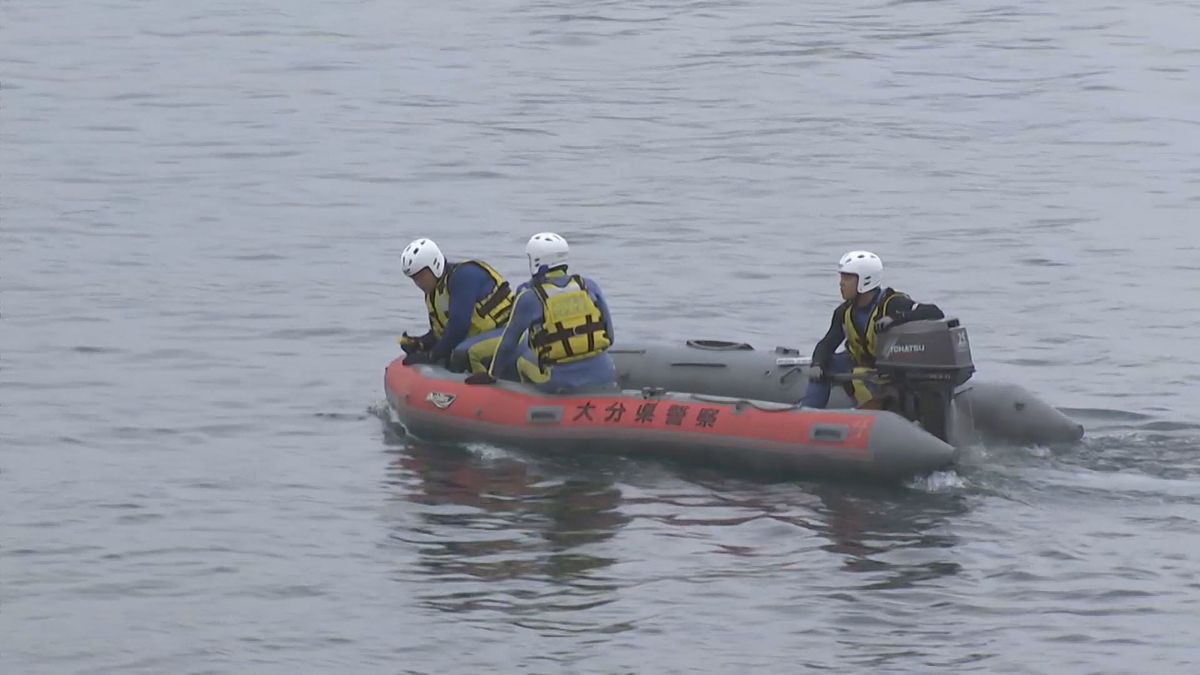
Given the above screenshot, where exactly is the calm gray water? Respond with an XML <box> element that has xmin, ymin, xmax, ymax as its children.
<box><xmin>4</xmin><ymin>0</ymin><xmax>1200</xmax><ymax>672</ymax></box>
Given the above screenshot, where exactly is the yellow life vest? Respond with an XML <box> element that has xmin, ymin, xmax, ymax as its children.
<box><xmin>424</xmin><ymin>260</ymin><xmax>514</xmax><ymax>339</ymax></box>
<box><xmin>842</xmin><ymin>288</ymin><xmax>908</xmax><ymax>368</ymax></box>
<box><xmin>528</xmin><ymin>274</ymin><xmax>611</xmax><ymax>366</ymax></box>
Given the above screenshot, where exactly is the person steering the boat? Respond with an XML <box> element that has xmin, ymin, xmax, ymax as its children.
<box><xmin>465</xmin><ymin>232</ymin><xmax>617</xmax><ymax>394</ymax></box>
<box><xmin>800</xmin><ymin>250</ymin><xmax>945</xmax><ymax>408</ymax></box>
<box><xmin>398</xmin><ymin>237</ymin><xmax>514</xmax><ymax>374</ymax></box>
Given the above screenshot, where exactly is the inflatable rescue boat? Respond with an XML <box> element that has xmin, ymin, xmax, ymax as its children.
<box><xmin>383</xmin><ymin>319</ymin><xmax>1084</xmax><ymax>481</ymax></box>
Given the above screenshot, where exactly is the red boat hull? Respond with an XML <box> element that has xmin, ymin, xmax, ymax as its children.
<box><xmin>384</xmin><ymin>358</ymin><xmax>956</xmax><ymax>480</ymax></box>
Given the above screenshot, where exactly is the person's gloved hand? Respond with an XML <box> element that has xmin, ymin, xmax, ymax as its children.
<box><xmin>402</xmin><ymin>351</ymin><xmax>433</xmax><ymax>366</ymax></box>
<box><xmin>398</xmin><ymin>333</ymin><xmax>422</xmax><ymax>354</ymax></box>
<box><xmin>806</xmin><ymin>365</ymin><xmax>825</xmax><ymax>381</ymax></box>
<box><xmin>874</xmin><ymin>316</ymin><xmax>896</xmax><ymax>333</ymax></box>
<box><xmin>399</xmin><ymin>332</ymin><xmax>436</xmax><ymax>353</ymax></box>
<box><xmin>465</xmin><ymin>372</ymin><xmax>497</xmax><ymax>385</ymax></box>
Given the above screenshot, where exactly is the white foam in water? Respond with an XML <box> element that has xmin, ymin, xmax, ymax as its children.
<box><xmin>463</xmin><ymin>441</ymin><xmax>514</xmax><ymax>462</ymax></box>
<box><xmin>909</xmin><ymin>469</ymin><xmax>967</xmax><ymax>492</ymax></box>
<box><xmin>951</xmin><ymin>441</ymin><xmax>994</xmax><ymax>468</ymax></box>
<box><xmin>366</xmin><ymin>400</ymin><xmax>395</xmax><ymax>423</ymax></box>
<box><xmin>1023</xmin><ymin>444</ymin><xmax>1051</xmax><ymax>459</ymax></box>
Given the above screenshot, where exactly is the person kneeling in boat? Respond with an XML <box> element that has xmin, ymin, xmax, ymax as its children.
<box><xmin>799</xmin><ymin>250</ymin><xmax>945</xmax><ymax>408</ymax></box>
<box><xmin>465</xmin><ymin>232</ymin><xmax>617</xmax><ymax>394</ymax></box>
<box><xmin>398</xmin><ymin>237</ymin><xmax>514</xmax><ymax>374</ymax></box>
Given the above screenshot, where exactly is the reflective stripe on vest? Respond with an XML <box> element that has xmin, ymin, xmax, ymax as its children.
<box><xmin>849</xmin><ymin>366</ymin><xmax>877</xmax><ymax>405</ymax></box>
<box><xmin>529</xmin><ymin>274</ymin><xmax>611</xmax><ymax>366</ymax></box>
<box><xmin>842</xmin><ymin>288</ymin><xmax>907</xmax><ymax>368</ymax></box>
<box><xmin>424</xmin><ymin>260</ymin><xmax>514</xmax><ymax>339</ymax></box>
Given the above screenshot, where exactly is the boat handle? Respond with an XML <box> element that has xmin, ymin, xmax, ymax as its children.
<box><xmin>527</xmin><ymin>406</ymin><xmax>563</xmax><ymax>424</ymax></box>
<box><xmin>810</xmin><ymin>425</ymin><xmax>848</xmax><ymax>442</ymax></box>
<box><xmin>685</xmin><ymin>339</ymin><xmax>754</xmax><ymax>351</ymax></box>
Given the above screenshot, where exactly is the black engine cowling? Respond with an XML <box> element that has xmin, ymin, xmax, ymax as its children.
<box><xmin>873</xmin><ymin>318</ymin><xmax>975</xmax><ymax>442</ymax></box>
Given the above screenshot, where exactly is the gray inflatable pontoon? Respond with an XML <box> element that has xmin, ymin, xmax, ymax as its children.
<box><xmin>611</xmin><ymin>319</ymin><xmax>1085</xmax><ymax>448</ymax></box>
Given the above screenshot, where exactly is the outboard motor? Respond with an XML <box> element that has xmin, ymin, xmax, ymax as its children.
<box><xmin>874</xmin><ymin>318</ymin><xmax>975</xmax><ymax>442</ymax></box>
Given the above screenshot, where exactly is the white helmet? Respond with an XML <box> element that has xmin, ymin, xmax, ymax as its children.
<box><xmin>401</xmin><ymin>238</ymin><xmax>445</xmax><ymax>278</ymax></box>
<box><xmin>526</xmin><ymin>232</ymin><xmax>569</xmax><ymax>276</ymax></box>
<box><xmin>838</xmin><ymin>250</ymin><xmax>883</xmax><ymax>293</ymax></box>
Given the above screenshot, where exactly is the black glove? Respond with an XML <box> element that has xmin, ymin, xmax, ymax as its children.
<box><xmin>402</xmin><ymin>351</ymin><xmax>433</xmax><ymax>366</ymax></box>
<box><xmin>398</xmin><ymin>333</ymin><xmax>421</xmax><ymax>354</ymax></box>
<box><xmin>399</xmin><ymin>332</ymin><xmax>436</xmax><ymax>354</ymax></box>
<box><xmin>465</xmin><ymin>372</ymin><xmax>497</xmax><ymax>385</ymax></box>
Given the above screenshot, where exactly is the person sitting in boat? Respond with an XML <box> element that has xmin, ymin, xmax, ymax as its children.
<box><xmin>800</xmin><ymin>250</ymin><xmax>945</xmax><ymax>408</ymax></box>
<box><xmin>465</xmin><ymin>232</ymin><xmax>617</xmax><ymax>393</ymax></box>
<box><xmin>398</xmin><ymin>237</ymin><xmax>514</xmax><ymax>374</ymax></box>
